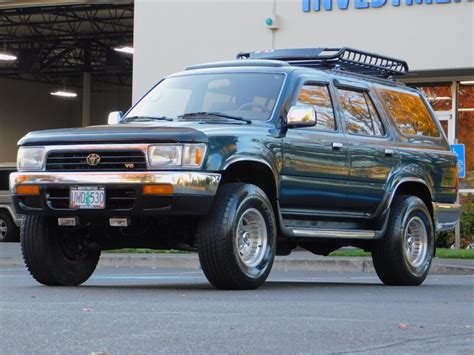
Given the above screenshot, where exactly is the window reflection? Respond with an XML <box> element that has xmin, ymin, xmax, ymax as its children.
<box><xmin>377</xmin><ymin>88</ymin><xmax>439</xmax><ymax>137</ymax></box>
<box><xmin>296</xmin><ymin>85</ymin><xmax>336</xmax><ymax>131</ymax></box>
<box><xmin>337</xmin><ymin>89</ymin><xmax>384</xmax><ymax>136</ymax></box>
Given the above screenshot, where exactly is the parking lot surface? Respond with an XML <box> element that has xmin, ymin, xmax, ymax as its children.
<box><xmin>0</xmin><ymin>265</ymin><xmax>472</xmax><ymax>354</ymax></box>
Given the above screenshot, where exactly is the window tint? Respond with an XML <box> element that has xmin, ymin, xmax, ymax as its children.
<box><xmin>377</xmin><ymin>88</ymin><xmax>440</xmax><ymax>137</ymax></box>
<box><xmin>337</xmin><ymin>89</ymin><xmax>384</xmax><ymax>136</ymax></box>
<box><xmin>296</xmin><ymin>85</ymin><xmax>336</xmax><ymax>131</ymax></box>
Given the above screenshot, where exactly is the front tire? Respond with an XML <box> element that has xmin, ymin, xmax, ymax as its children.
<box><xmin>21</xmin><ymin>215</ymin><xmax>100</xmax><ymax>286</ymax></box>
<box><xmin>372</xmin><ymin>195</ymin><xmax>434</xmax><ymax>286</ymax></box>
<box><xmin>197</xmin><ymin>183</ymin><xmax>276</xmax><ymax>290</ymax></box>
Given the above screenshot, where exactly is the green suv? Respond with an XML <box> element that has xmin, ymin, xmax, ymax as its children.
<box><xmin>10</xmin><ymin>48</ymin><xmax>461</xmax><ymax>289</ymax></box>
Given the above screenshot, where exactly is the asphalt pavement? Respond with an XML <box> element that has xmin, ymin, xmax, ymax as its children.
<box><xmin>1</xmin><ymin>243</ymin><xmax>473</xmax><ymax>275</ymax></box>
<box><xmin>0</xmin><ymin>265</ymin><xmax>473</xmax><ymax>354</ymax></box>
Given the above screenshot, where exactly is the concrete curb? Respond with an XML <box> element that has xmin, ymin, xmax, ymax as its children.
<box><xmin>1</xmin><ymin>253</ymin><xmax>473</xmax><ymax>275</ymax></box>
<box><xmin>97</xmin><ymin>254</ymin><xmax>474</xmax><ymax>275</ymax></box>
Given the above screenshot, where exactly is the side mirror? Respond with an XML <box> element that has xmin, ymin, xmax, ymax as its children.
<box><xmin>286</xmin><ymin>105</ymin><xmax>317</xmax><ymax>128</ymax></box>
<box><xmin>108</xmin><ymin>111</ymin><xmax>123</xmax><ymax>125</ymax></box>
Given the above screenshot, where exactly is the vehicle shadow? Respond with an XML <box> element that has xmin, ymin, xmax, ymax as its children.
<box><xmin>78</xmin><ymin>280</ymin><xmax>385</xmax><ymax>291</ymax></box>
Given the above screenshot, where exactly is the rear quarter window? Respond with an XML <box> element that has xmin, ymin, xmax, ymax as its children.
<box><xmin>377</xmin><ymin>88</ymin><xmax>440</xmax><ymax>137</ymax></box>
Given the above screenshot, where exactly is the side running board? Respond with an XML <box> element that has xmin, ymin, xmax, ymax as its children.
<box><xmin>290</xmin><ymin>228</ymin><xmax>376</xmax><ymax>239</ymax></box>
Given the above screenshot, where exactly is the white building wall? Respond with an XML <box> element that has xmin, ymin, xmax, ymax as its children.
<box><xmin>133</xmin><ymin>0</ymin><xmax>473</xmax><ymax>102</ymax></box>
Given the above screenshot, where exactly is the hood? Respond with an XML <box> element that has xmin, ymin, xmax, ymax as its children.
<box><xmin>18</xmin><ymin>124</ymin><xmax>209</xmax><ymax>146</ymax></box>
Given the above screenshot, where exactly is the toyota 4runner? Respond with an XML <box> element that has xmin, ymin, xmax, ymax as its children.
<box><xmin>11</xmin><ymin>48</ymin><xmax>461</xmax><ymax>289</ymax></box>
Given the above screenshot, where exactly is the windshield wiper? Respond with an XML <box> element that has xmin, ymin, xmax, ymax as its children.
<box><xmin>124</xmin><ymin>115</ymin><xmax>173</xmax><ymax>122</ymax></box>
<box><xmin>178</xmin><ymin>112</ymin><xmax>251</xmax><ymax>124</ymax></box>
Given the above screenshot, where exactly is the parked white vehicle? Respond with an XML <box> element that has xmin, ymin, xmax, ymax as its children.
<box><xmin>0</xmin><ymin>163</ymin><xmax>21</xmax><ymax>242</ymax></box>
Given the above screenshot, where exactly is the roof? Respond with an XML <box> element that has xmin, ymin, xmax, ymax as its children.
<box><xmin>184</xmin><ymin>59</ymin><xmax>408</xmax><ymax>90</ymax></box>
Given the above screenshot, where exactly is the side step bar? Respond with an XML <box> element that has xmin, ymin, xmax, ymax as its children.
<box><xmin>290</xmin><ymin>228</ymin><xmax>376</xmax><ymax>239</ymax></box>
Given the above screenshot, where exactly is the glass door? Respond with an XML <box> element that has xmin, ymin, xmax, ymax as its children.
<box><xmin>436</xmin><ymin>111</ymin><xmax>455</xmax><ymax>144</ymax></box>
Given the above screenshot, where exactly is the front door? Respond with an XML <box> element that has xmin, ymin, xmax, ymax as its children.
<box><xmin>437</xmin><ymin>111</ymin><xmax>455</xmax><ymax>144</ymax></box>
<box><xmin>280</xmin><ymin>81</ymin><xmax>350</xmax><ymax>214</ymax></box>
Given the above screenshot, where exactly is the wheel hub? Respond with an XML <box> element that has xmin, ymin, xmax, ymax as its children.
<box><xmin>0</xmin><ymin>219</ymin><xmax>7</xmax><ymax>238</ymax></box>
<box><xmin>403</xmin><ymin>216</ymin><xmax>428</xmax><ymax>268</ymax></box>
<box><xmin>236</xmin><ymin>208</ymin><xmax>268</xmax><ymax>268</ymax></box>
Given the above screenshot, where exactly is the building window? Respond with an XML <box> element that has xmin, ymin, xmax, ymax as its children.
<box><xmin>418</xmin><ymin>83</ymin><xmax>453</xmax><ymax>111</ymax></box>
<box><xmin>458</xmin><ymin>83</ymin><xmax>474</xmax><ymax>190</ymax></box>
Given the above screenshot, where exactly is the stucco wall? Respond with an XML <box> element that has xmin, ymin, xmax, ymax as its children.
<box><xmin>133</xmin><ymin>0</ymin><xmax>473</xmax><ymax>102</ymax></box>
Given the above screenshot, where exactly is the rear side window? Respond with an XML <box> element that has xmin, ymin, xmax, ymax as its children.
<box><xmin>337</xmin><ymin>89</ymin><xmax>385</xmax><ymax>136</ymax></box>
<box><xmin>296</xmin><ymin>85</ymin><xmax>336</xmax><ymax>131</ymax></box>
<box><xmin>377</xmin><ymin>88</ymin><xmax>440</xmax><ymax>137</ymax></box>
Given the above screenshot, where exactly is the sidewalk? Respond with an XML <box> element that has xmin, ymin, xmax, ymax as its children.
<box><xmin>1</xmin><ymin>243</ymin><xmax>473</xmax><ymax>275</ymax></box>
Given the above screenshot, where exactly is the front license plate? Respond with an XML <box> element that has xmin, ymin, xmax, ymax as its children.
<box><xmin>70</xmin><ymin>187</ymin><xmax>105</xmax><ymax>209</ymax></box>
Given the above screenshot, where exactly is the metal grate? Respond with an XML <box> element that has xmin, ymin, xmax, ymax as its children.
<box><xmin>236</xmin><ymin>47</ymin><xmax>409</xmax><ymax>79</ymax></box>
<box><xmin>46</xmin><ymin>150</ymin><xmax>147</xmax><ymax>171</ymax></box>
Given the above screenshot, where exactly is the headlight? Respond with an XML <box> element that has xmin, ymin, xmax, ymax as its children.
<box><xmin>148</xmin><ymin>144</ymin><xmax>206</xmax><ymax>168</ymax></box>
<box><xmin>17</xmin><ymin>147</ymin><xmax>46</xmax><ymax>171</ymax></box>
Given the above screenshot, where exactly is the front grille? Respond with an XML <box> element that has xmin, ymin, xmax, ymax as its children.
<box><xmin>46</xmin><ymin>187</ymin><xmax>136</xmax><ymax>210</ymax></box>
<box><xmin>46</xmin><ymin>150</ymin><xmax>147</xmax><ymax>171</ymax></box>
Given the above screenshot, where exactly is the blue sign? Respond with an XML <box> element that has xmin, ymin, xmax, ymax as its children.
<box><xmin>302</xmin><ymin>0</ymin><xmax>462</xmax><ymax>12</ymax></box>
<box><xmin>450</xmin><ymin>144</ymin><xmax>466</xmax><ymax>179</ymax></box>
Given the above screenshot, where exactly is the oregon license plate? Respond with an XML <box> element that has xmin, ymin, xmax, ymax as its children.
<box><xmin>70</xmin><ymin>187</ymin><xmax>105</xmax><ymax>209</ymax></box>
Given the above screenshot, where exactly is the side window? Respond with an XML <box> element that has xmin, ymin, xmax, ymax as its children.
<box><xmin>296</xmin><ymin>85</ymin><xmax>336</xmax><ymax>131</ymax></box>
<box><xmin>366</xmin><ymin>95</ymin><xmax>385</xmax><ymax>136</ymax></box>
<box><xmin>377</xmin><ymin>88</ymin><xmax>440</xmax><ymax>137</ymax></box>
<box><xmin>337</xmin><ymin>89</ymin><xmax>385</xmax><ymax>136</ymax></box>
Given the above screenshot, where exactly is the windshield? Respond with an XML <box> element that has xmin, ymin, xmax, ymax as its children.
<box><xmin>125</xmin><ymin>73</ymin><xmax>285</xmax><ymax>122</ymax></box>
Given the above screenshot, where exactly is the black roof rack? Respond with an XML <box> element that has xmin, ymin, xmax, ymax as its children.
<box><xmin>236</xmin><ymin>47</ymin><xmax>409</xmax><ymax>79</ymax></box>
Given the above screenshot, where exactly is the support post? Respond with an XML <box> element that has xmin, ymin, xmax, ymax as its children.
<box><xmin>82</xmin><ymin>71</ymin><xmax>91</xmax><ymax>127</ymax></box>
<box><xmin>452</xmin><ymin>81</ymin><xmax>461</xmax><ymax>250</ymax></box>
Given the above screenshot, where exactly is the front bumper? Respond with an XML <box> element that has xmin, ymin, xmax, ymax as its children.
<box><xmin>433</xmin><ymin>202</ymin><xmax>461</xmax><ymax>232</ymax></box>
<box><xmin>10</xmin><ymin>171</ymin><xmax>221</xmax><ymax>216</ymax></box>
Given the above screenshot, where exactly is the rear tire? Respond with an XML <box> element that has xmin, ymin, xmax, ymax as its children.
<box><xmin>21</xmin><ymin>215</ymin><xmax>100</xmax><ymax>286</ymax></box>
<box><xmin>372</xmin><ymin>195</ymin><xmax>434</xmax><ymax>286</ymax></box>
<box><xmin>197</xmin><ymin>183</ymin><xmax>276</xmax><ymax>290</ymax></box>
<box><xmin>0</xmin><ymin>211</ymin><xmax>19</xmax><ymax>242</ymax></box>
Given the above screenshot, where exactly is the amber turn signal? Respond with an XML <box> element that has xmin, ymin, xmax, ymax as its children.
<box><xmin>143</xmin><ymin>184</ymin><xmax>173</xmax><ymax>195</ymax></box>
<box><xmin>16</xmin><ymin>185</ymin><xmax>40</xmax><ymax>195</ymax></box>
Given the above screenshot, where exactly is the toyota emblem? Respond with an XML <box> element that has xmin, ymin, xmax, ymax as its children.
<box><xmin>86</xmin><ymin>153</ymin><xmax>101</xmax><ymax>166</ymax></box>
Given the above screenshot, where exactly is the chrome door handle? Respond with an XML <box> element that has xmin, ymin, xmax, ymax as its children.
<box><xmin>384</xmin><ymin>149</ymin><xmax>394</xmax><ymax>157</ymax></box>
<box><xmin>332</xmin><ymin>142</ymin><xmax>344</xmax><ymax>150</ymax></box>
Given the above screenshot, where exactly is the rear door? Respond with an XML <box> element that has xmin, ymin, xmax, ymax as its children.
<box><xmin>280</xmin><ymin>78</ymin><xmax>350</xmax><ymax>214</ymax></box>
<box><xmin>333</xmin><ymin>82</ymin><xmax>400</xmax><ymax>215</ymax></box>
